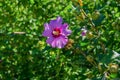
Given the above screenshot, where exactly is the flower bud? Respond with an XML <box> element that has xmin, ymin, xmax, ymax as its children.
<box><xmin>65</xmin><ymin>44</ymin><xmax>73</xmax><ymax>50</ymax></box>
<box><xmin>68</xmin><ymin>39</ymin><xmax>74</xmax><ymax>44</ymax></box>
<box><xmin>108</xmin><ymin>63</ymin><xmax>119</xmax><ymax>73</ymax></box>
<box><xmin>65</xmin><ymin>39</ymin><xmax>74</xmax><ymax>50</ymax></box>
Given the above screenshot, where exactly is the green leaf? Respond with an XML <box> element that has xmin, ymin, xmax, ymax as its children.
<box><xmin>110</xmin><ymin>73</ymin><xmax>117</xmax><ymax>79</ymax></box>
<box><xmin>30</xmin><ymin>0</ymin><xmax>35</xmax><ymax>4</ymax></box>
<box><xmin>80</xmin><ymin>42</ymin><xmax>89</xmax><ymax>46</ymax></box>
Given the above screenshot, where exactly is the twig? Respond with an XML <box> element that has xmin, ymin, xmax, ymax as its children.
<box><xmin>13</xmin><ymin>32</ymin><xmax>26</xmax><ymax>34</ymax></box>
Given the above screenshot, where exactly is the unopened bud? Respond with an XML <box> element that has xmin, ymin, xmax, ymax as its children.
<box><xmin>68</xmin><ymin>39</ymin><xmax>74</xmax><ymax>44</ymax></box>
<box><xmin>65</xmin><ymin>39</ymin><xmax>74</xmax><ymax>50</ymax></box>
<box><xmin>108</xmin><ymin>63</ymin><xmax>119</xmax><ymax>73</ymax></box>
<box><xmin>65</xmin><ymin>44</ymin><xmax>73</xmax><ymax>50</ymax></box>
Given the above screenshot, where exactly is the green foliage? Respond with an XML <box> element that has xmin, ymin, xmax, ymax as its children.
<box><xmin>0</xmin><ymin>0</ymin><xmax>120</xmax><ymax>79</ymax></box>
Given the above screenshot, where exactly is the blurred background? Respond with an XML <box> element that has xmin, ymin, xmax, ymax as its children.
<box><xmin>0</xmin><ymin>0</ymin><xmax>120</xmax><ymax>79</ymax></box>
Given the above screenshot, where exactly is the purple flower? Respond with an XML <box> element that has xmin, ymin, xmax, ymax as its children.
<box><xmin>81</xmin><ymin>31</ymin><xmax>86</xmax><ymax>36</ymax></box>
<box><xmin>42</xmin><ymin>16</ymin><xmax>72</xmax><ymax>48</ymax></box>
<box><xmin>81</xmin><ymin>28</ymin><xmax>87</xmax><ymax>36</ymax></box>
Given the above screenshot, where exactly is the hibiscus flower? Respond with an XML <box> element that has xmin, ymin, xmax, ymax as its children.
<box><xmin>42</xmin><ymin>16</ymin><xmax>72</xmax><ymax>48</ymax></box>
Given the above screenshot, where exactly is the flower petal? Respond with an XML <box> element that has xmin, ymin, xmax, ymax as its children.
<box><xmin>61</xmin><ymin>23</ymin><xmax>72</xmax><ymax>36</ymax></box>
<box><xmin>46</xmin><ymin>37</ymin><xmax>54</xmax><ymax>44</ymax></box>
<box><xmin>42</xmin><ymin>23</ymin><xmax>52</xmax><ymax>37</ymax></box>
<box><xmin>56</xmin><ymin>16</ymin><xmax>63</xmax><ymax>24</ymax></box>
<box><xmin>63</xmin><ymin>29</ymin><xmax>72</xmax><ymax>36</ymax></box>
<box><xmin>44</xmin><ymin>23</ymin><xmax>51</xmax><ymax>30</ymax></box>
<box><xmin>62</xmin><ymin>23</ymin><xmax>69</xmax><ymax>29</ymax></box>
<box><xmin>51</xmin><ymin>36</ymin><xmax>68</xmax><ymax>48</ymax></box>
<box><xmin>42</xmin><ymin>30</ymin><xmax>52</xmax><ymax>37</ymax></box>
<box><xmin>49</xmin><ymin>16</ymin><xmax>63</xmax><ymax>29</ymax></box>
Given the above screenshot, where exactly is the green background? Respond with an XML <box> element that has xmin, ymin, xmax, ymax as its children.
<box><xmin>0</xmin><ymin>0</ymin><xmax>120</xmax><ymax>79</ymax></box>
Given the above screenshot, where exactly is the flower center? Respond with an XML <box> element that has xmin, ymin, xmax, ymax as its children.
<box><xmin>52</xmin><ymin>28</ymin><xmax>61</xmax><ymax>37</ymax></box>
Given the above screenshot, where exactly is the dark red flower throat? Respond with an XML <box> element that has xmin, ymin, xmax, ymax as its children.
<box><xmin>52</xmin><ymin>28</ymin><xmax>61</xmax><ymax>37</ymax></box>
